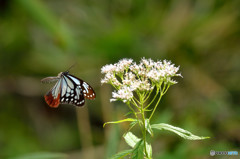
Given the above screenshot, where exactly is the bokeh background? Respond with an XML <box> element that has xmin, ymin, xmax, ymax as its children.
<box><xmin>0</xmin><ymin>0</ymin><xmax>239</xmax><ymax>158</ymax></box>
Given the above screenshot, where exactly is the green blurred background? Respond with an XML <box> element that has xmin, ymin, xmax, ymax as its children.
<box><xmin>0</xmin><ymin>0</ymin><xmax>239</xmax><ymax>158</ymax></box>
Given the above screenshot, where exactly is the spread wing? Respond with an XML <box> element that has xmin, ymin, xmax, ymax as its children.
<box><xmin>43</xmin><ymin>72</ymin><xmax>95</xmax><ymax>108</ymax></box>
<box><xmin>67</xmin><ymin>74</ymin><xmax>96</xmax><ymax>100</ymax></box>
<box><xmin>60</xmin><ymin>74</ymin><xmax>85</xmax><ymax>106</ymax></box>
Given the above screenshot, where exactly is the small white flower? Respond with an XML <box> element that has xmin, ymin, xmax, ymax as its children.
<box><xmin>122</xmin><ymin>72</ymin><xmax>136</xmax><ymax>86</ymax></box>
<box><xmin>110</xmin><ymin>98</ymin><xmax>117</xmax><ymax>102</ymax></box>
<box><xmin>147</xmin><ymin>69</ymin><xmax>160</xmax><ymax>82</ymax></box>
<box><xmin>115</xmin><ymin>58</ymin><xmax>133</xmax><ymax>74</ymax></box>
<box><xmin>129</xmin><ymin>62</ymin><xmax>139</xmax><ymax>73</ymax></box>
<box><xmin>131</xmin><ymin>62</ymin><xmax>147</xmax><ymax>77</ymax></box>
<box><xmin>165</xmin><ymin>77</ymin><xmax>178</xmax><ymax>85</ymax></box>
<box><xmin>101</xmin><ymin>64</ymin><xmax>117</xmax><ymax>74</ymax></box>
<box><xmin>111</xmin><ymin>86</ymin><xmax>133</xmax><ymax>103</ymax></box>
<box><xmin>101</xmin><ymin>73</ymin><xmax>113</xmax><ymax>84</ymax></box>
<box><xmin>101</xmin><ymin>73</ymin><xmax>122</xmax><ymax>86</ymax></box>
<box><xmin>131</xmin><ymin>79</ymin><xmax>153</xmax><ymax>91</ymax></box>
<box><xmin>118</xmin><ymin>58</ymin><xmax>133</xmax><ymax>68</ymax></box>
<box><xmin>141</xmin><ymin>57</ymin><xmax>154</xmax><ymax>69</ymax></box>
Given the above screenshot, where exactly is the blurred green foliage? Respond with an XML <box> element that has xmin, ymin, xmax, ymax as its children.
<box><xmin>0</xmin><ymin>0</ymin><xmax>239</xmax><ymax>158</ymax></box>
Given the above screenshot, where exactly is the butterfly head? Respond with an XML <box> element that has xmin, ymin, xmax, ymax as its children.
<box><xmin>57</xmin><ymin>71</ymin><xmax>69</xmax><ymax>78</ymax></box>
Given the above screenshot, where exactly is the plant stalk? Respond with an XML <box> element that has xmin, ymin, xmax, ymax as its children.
<box><xmin>149</xmin><ymin>93</ymin><xmax>163</xmax><ymax>121</ymax></box>
<box><xmin>139</xmin><ymin>94</ymin><xmax>148</xmax><ymax>158</ymax></box>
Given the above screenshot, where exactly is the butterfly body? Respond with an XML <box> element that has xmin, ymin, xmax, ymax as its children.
<box><xmin>42</xmin><ymin>71</ymin><xmax>96</xmax><ymax>108</ymax></box>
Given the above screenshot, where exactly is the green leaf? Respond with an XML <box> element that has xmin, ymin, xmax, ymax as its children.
<box><xmin>103</xmin><ymin>118</ymin><xmax>137</xmax><ymax>127</ymax></box>
<box><xmin>123</xmin><ymin>132</ymin><xmax>152</xmax><ymax>158</ymax></box>
<box><xmin>109</xmin><ymin>149</ymin><xmax>132</xmax><ymax>159</ymax></box>
<box><xmin>145</xmin><ymin>119</ymin><xmax>153</xmax><ymax>137</ymax></box>
<box><xmin>151</xmin><ymin>123</ymin><xmax>210</xmax><ymax>140</ymax></box>
<box><xmin>130</xmin><ymin>121</ymin><xmax>138</xmax><ymax>127</ymax></box>
<box><xmin>144</xmin><ymin>109</ymin><xmax>153</xmax><ymax>112</ymax></box>
<box><xmin>127</xmin><ymin>121</ymin><xmax>138</xmax><ymax>132</ymax></box>
<box><xmin>123</xmin><ymin>132</ymin><xmax>140</xmax><ymax>148</ymax></box>
<box><xmin>131</xmin><ymin>140</ymin><xmax>144</xmax><ymax>159</ymax></box>
<box><xmin>124</xmin><ymin>111</ymin><xmax>133</xmax><ymax>117</ymax></box>
<box><xmin>146</xmin><ymin>143</ymin><xmax>152</xmax><ymax>158</ymax></box>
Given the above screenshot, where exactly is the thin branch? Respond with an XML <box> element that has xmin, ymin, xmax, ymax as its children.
<box><xmin>149</xmin><ymin>92</ymin><xmax>163</xmax><ymax>121</ymax></box>
<box><xmin>143</xmin><ymin>89</ymin><xmax>153</xmax><ymax>103</ymax></box>
<box><xmin>133</xmin><ymin>96</ymin><xmax>141</xmax><ymax>105</ymax></box>
<box><xmin>126</xmin><ymin>102</ymin><xmax>138</xmax><ymax>119</ymax></box>
<box><xmin>163</xmin><ymin>84</ymin><xmax>170</xmax><ymax>95</ymax></box>
<box><xmin>144</xmin><ymin>88</ymin><xmax>160</xmax><ymax>110</ymax></box>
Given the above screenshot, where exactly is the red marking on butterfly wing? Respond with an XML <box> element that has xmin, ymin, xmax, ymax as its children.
<box><xmin>83</xmin><ymin>85</ymin><xmax>96</xmax><ymax>100</ymax></box>
<box><xmin>66</xmin><ymin>74</ymin><xmax>96</xmax><ymax>100</ymax></box>
<box><xmin>44</xmin><ymin>92</ymin><xmax>60</xmax><ymax>108</ymax></box>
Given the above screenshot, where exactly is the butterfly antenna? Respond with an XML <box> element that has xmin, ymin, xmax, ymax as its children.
<box><xmin>66</xmin><ymin>63</ymin><xmax>77</xmax><ymax>72</ymax></box>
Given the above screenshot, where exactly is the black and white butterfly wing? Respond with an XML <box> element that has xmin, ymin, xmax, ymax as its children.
<box><xmin>67</xmin><ymin>74</ymin><xmax>96</xmax><ymax>100</ymax></box>
<box><xmin>60</xmin><ymin>73</ymin><xmax>85</xmax><ymax>106</ymax></box>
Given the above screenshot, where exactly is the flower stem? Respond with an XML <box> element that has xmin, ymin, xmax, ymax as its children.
<box><xmin>143</xmin><ymin>89</ymin><xmax>153</xmax><ymax>103</ymax></box>
<box><xmin>139</xmin><ymin>94</ymin><xmax>148</xmax><ymax>158</ymax></box>
<box><xmin>148</xmin><ymin>83</ymin><xmax>168</xmax><ymax>120</ymax></box>
<box><xmin>163</xmin><ymin>84</ymin><xmax>170</xmax><ymax>95</ymax></box>
<box><xmin>149</xmin><ymin>92</ymin><xmax>163</xmax><ymax>121</ymax></box>
<box><xmin>126</xmin><ymin>102</ymin><xmax>138</xmax><ymax>119</ymax></box>
<box><xmin>144</xmin><ymin>88</ymin><xmax>160</xmax><ymax>110</ymax></box>
<box><xmin>131</xmin><ymin>98</ymin><xmax>141</xmax><ymax>110</ymax></box>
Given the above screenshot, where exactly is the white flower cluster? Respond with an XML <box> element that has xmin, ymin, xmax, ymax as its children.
<box><xmin>101</xmin><ymin>58</ymin><xmax>182</xmax><ymax>102</ymax></box>
<box><xmin>110</xmin><ymin>86</ymin><xmax>133</xmax><ymax>103</ymax></box>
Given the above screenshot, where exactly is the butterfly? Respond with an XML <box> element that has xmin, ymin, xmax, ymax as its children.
<box><xmin>41</xmin><ymin>71</ymin><xmax>96</xmax><ymax>108</ymax></box>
